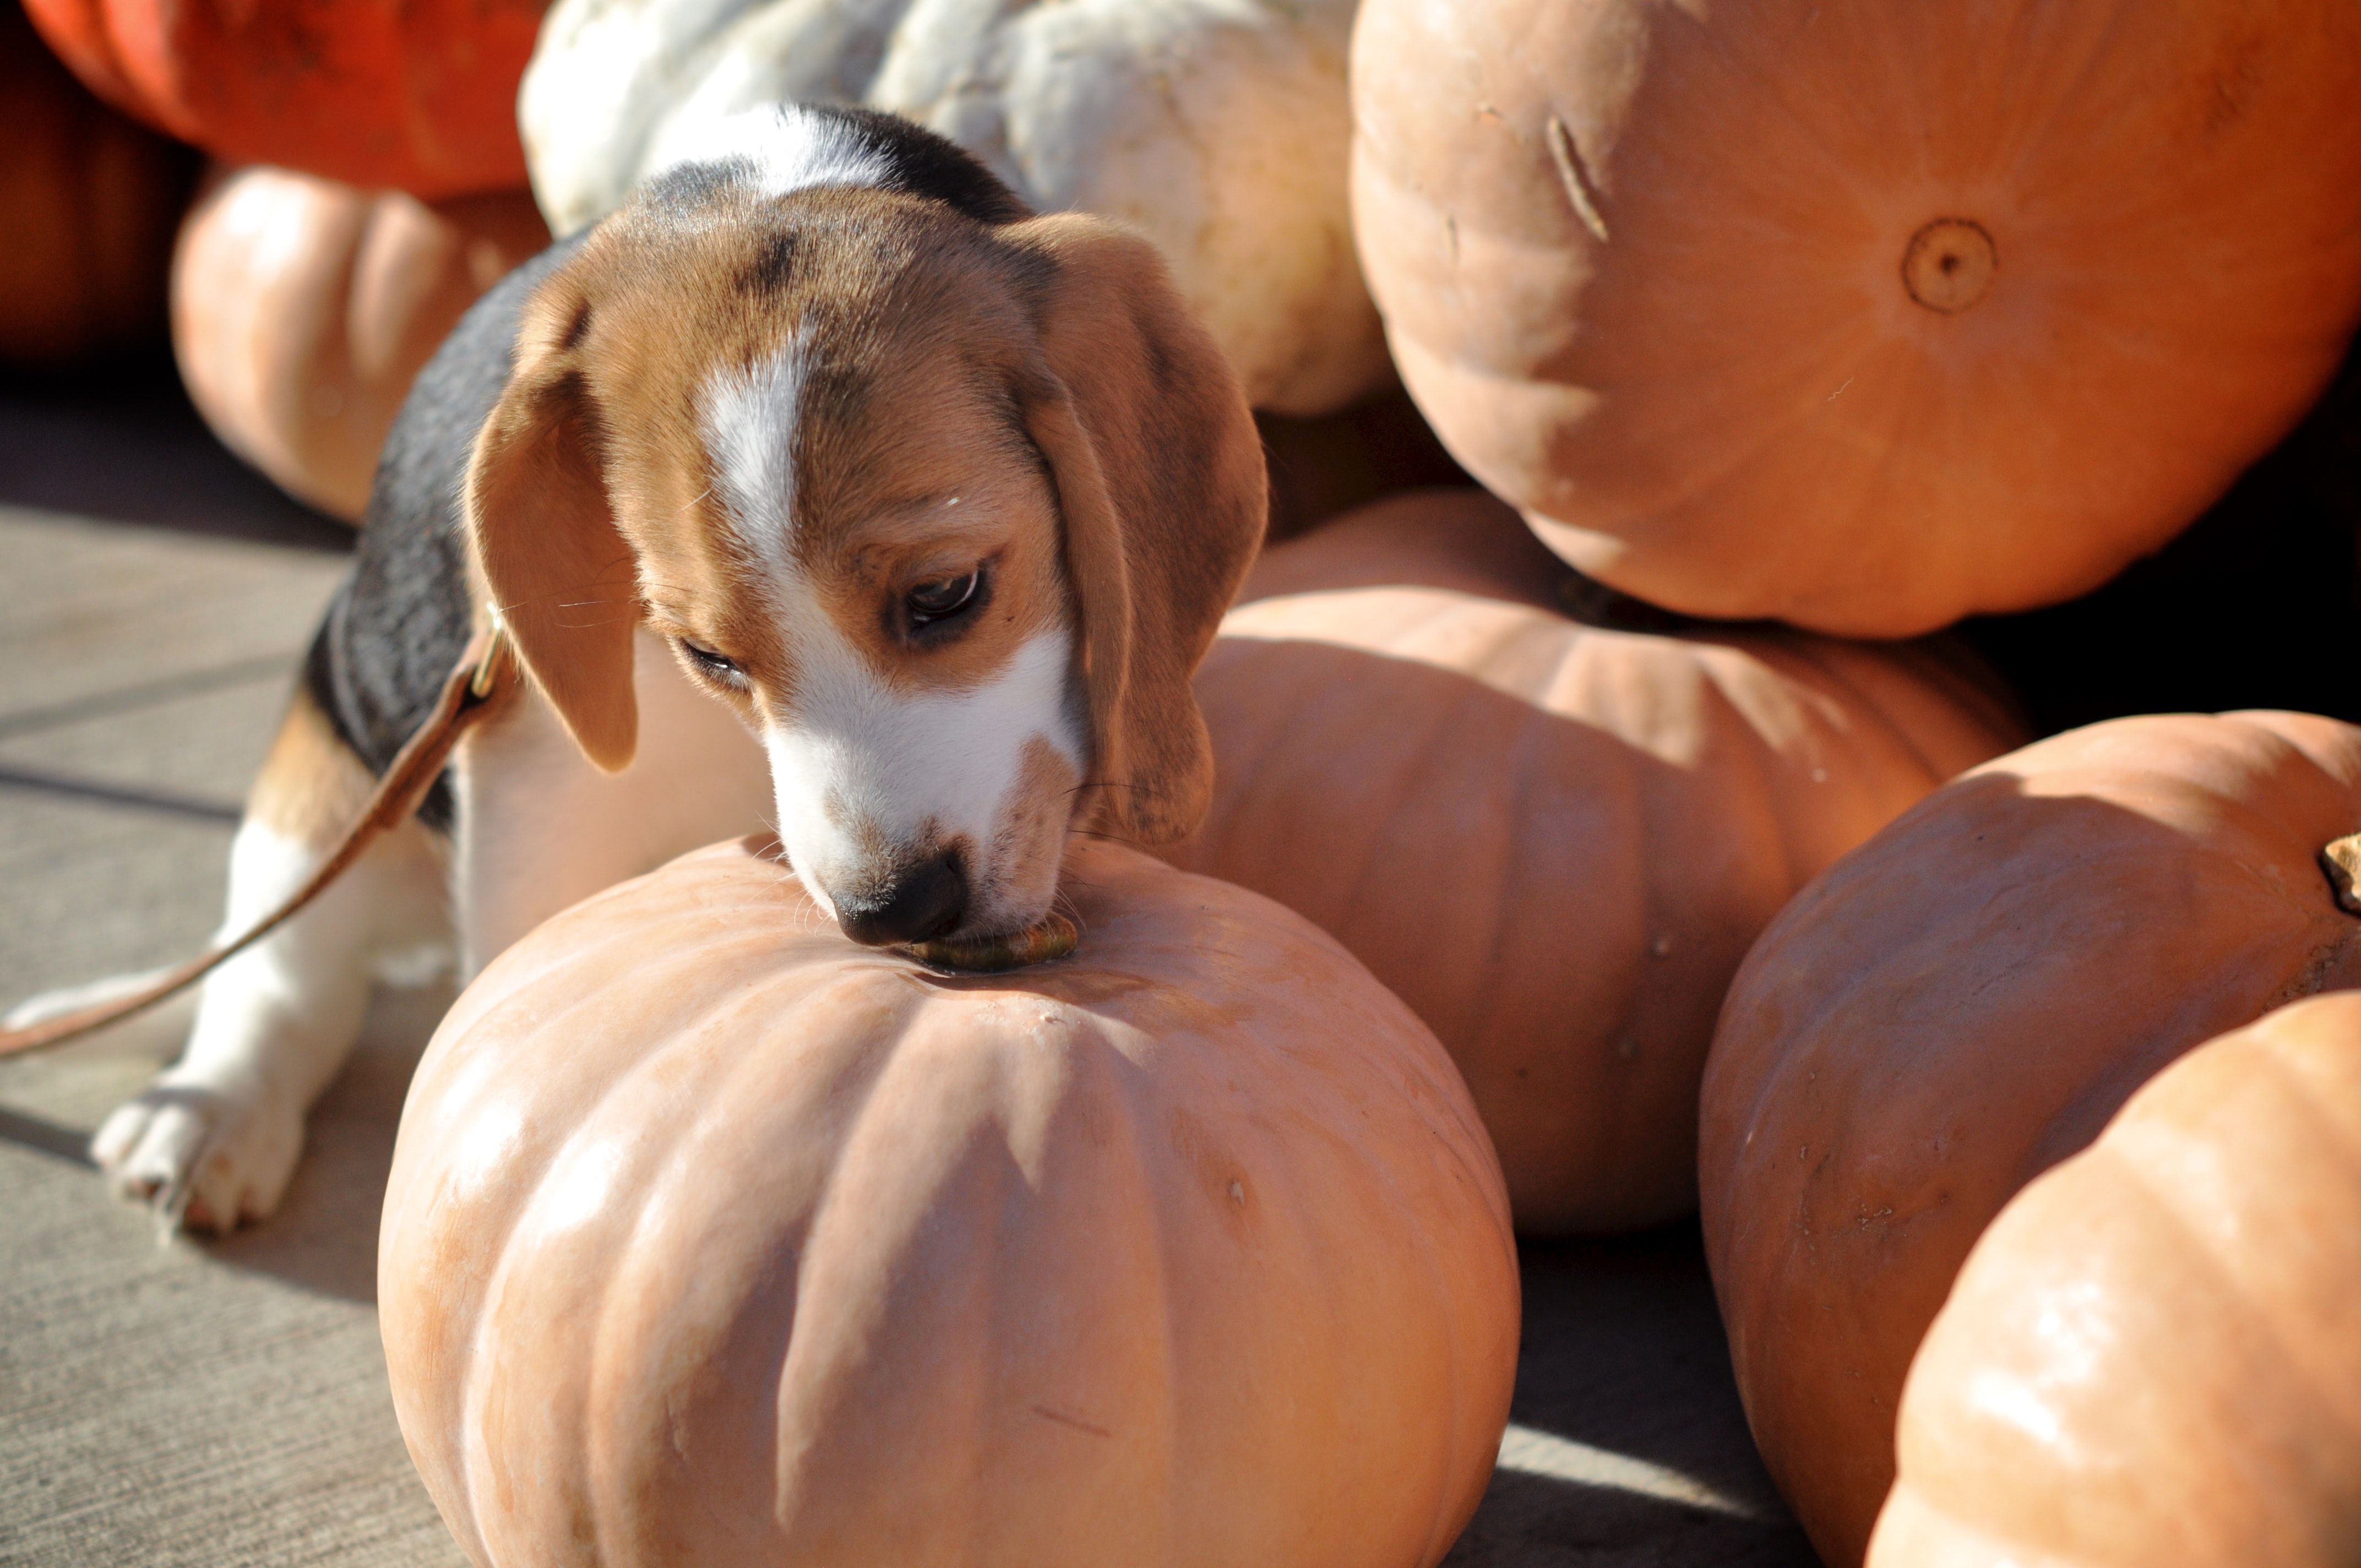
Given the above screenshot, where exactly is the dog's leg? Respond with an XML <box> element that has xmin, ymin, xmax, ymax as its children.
<box><xmin>90</xmin><ymin>689</ymin><xmax>450</xmax><ymax>1232</ymax></box>
<box><xmin>455</xmin><ymin>631</ymin><xmax>770</xmax><ymax>969</ymax></box>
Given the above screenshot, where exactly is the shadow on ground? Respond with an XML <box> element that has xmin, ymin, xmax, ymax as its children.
<box><xmin>0</xmin><ymin>352</ymin><xmax>350</xmax><ymax>552</ymax></box>
<box><xmin>1445</xmin><ymin>1228</ymin><xmax>1820</xmax><ymax>1566</ymax></box>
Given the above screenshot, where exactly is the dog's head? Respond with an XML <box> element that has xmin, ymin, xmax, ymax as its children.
<box><xmin>464</xmin><ymin>107</ymin><xmax>1265</xmax><ymax>948</ymax></box>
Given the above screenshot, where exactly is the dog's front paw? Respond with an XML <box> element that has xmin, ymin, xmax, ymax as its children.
<box><xmin>90</xmin><ymin>1071</ymin><xmax>305</xmax><ymax>1234</ymax></box>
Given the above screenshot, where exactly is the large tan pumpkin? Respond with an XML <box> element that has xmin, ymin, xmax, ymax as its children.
<box><xmin>1869</xmin><ymin>990</ymin><xmax>2361</xmax><ymax>1568</ymax></box>
<box><xmin>1700</xmin><ymin>711</ymin><xmax>2361</xmax><ymax>1566</ymax></box>
<box><xmin>1350</xmin><ymin>0</ymin><xmax>2361</xmax><ymax>635</ymax></box>
<box><xmin>379</xmin><ymin>836</ymin><xmax>1519</xmax><ymax>1567</ymax></box>
<box><xmin>2</xmin><ymin>1</ymin><xmax>194</xmax><ymax>365</ymax></box>
<box><xmin>1160</xmin><ymin>491</ymin><xmax>2023</xmax><ymax>1233</ymax></box>
<box><xmin>173</xmin><ymin>166</ymin><xmax>549</xmax><ymax>520</ymax></box>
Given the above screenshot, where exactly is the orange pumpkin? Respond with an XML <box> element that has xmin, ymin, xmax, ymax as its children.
<box><xmin>1350</xmin><ymin>0</ymin><xmax>2361</xmax><ymax>636</ymax></box>
<box><xmin>1869</xmin><ymin>990</ymin><xmax>2361</xmax><ymax>1568</ymax></box>
<box><xmin>23</xmin><ymin>0</ymin><xmax>547</xmax><ymax>199</ymax></box>
<box><xmin>1</xmin><ymin>1</ymin><xmax>194</xmax><ymax>364</ymax></box>
<box><xmin>1160</xmin><ymin>491</ymin><xmax>2023</xmax><ymax>1232</ymax></box>
<box><xmin>1700</xmin><ymin>711</ymin><xmax>2361</xmax><ymax>1566</ymax></box>
<box><xmin>379</xmin><ymin>836</ymin><xmax>1520</xmax><ymax>1567</ymax></box>
<box><xmin>173</xmin><ymin>166</ymin><xmax>548</xmax><ymax>520</ymax></box>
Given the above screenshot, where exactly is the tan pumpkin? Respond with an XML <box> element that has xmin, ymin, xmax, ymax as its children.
<box><xmin>1350</xmin><ymin>0</ymin><xmax>2361</xmax><ymax>635</ymax></box>
<box><xmin>379</xmin><ymin>835</ymin><xmax>1519</xmax><ymax>1567</ymax></box>
<box><xmin>172</xmin><ymin>166</ymin><xmax>550</xmax><ymax>520</ymax></box>
<box><xmin>1700</xmin><ymin>711</ymin><xmax>2361</xmax><ymax>1567</ymax></box>
<box><xmin>1159</xmin><ymin>490</ymin><xmax>2023</xmax><ymax>1233</ymax></box>
<box><xmin>1</xmin><ymin>0</ymin><xmax>194</xmax><ymax>365</ymax></box>
<box><xmin>1869</xmin><ymin>990</ymin><xmax>2361</xmax><ymax>1568</ymax></box>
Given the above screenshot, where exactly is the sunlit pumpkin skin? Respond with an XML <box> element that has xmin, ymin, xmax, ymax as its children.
<box><xmin>1350</xmin><ymin>0</ymin><xmax>2361</xmax><ymax>635</ymax></box>
<box><xmin>379</xmin><ymin>836</ymin><xmax>1519</xmax><ymax>1568</ymax></box>
<box><xmin>1868</xmin><ymin>991</ymin><xmax>2361</xmax><ymax>1568</ymax></box>
<box><xmin>22</xmin><ymin>0</ymin><xmax>548</xmax><ymax>198</ymax></box>
<box><xmin>1160</xmin><ymin>490</ymin><xmax>2023</xmax><ymax>1233</ymax></box>
<box><xmin>1700</xmin><ymin>712</ymin><xmax>2361</xmax><ymax>1567</ymax></box>
<box><xmin>173</xmin><ymin>166</ymin><xmax>549</xmax><ymax>520</ymax></box>
<box><xmin>1</xmin><ymin>2</ymin><xmax>194</xmax><ymax>364</ymax></box>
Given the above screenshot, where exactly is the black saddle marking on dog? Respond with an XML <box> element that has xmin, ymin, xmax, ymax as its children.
<box><xmin>307</xmin><ymin>232</ymin><xmax>589</xmax><ymax>834</ymax></box>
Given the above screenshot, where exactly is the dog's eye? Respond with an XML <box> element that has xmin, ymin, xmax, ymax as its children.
<box><xmin>676</xmin><ymin>639</ymin><xmax>746</xmax><ymax>687</ymax></box>
<box><xmin>905</xmin><ymin>570</ymin><xmax>982</xmax><ymax>627</ymax></box>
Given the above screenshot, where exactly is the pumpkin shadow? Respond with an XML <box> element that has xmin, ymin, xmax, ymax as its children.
<box><xmin>199</xmin><ymin>979</ymin><xmax>455</xmax><ymax>1304</ymax></box>
<box><xmin>1444</xmin><ymin>1225</ymin><xmax>1820</xmax><ymax>1566</ymax></box>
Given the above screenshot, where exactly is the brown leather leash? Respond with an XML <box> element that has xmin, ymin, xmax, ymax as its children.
<box><xmin>0</xmin><ymin>626</ymin><xmax>512</xmax><ymax>1059</ymax></box>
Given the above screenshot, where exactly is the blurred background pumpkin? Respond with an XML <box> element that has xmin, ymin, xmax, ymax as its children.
<box><xmin>21</xmin><ymin>0</ymin><xmax>551</xmax><ymax>199</ymax></box>
<box><xmin>171</xmin><ymin>166</ymin><xmax>548</xmax><ymax>521</ymax></box>
<box><xmin>519</xmin><ymin>0</ymin><xmax>1386</xmax><ymax>417</ymax></box>
<box><xmin>2</xmin><ymin>0</ymin><xmax>195</xmax><ymax>367</ymax></box>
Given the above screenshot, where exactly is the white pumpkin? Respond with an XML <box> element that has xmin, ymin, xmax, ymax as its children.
<box><xmin>518</xmin><ymin>0</ymin><xmax>1386</xmax><ymax>416</ymax></box>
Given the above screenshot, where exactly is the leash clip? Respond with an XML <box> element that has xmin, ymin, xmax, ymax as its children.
<box><xmin>469</xmin><ymin>620</ymin><xmax>510</xmax><ymax>700</ymax></box>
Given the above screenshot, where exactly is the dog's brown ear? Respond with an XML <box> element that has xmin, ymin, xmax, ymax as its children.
<box><xmin>1004</xmin><ymin>213</ymin><xmax>1267</xmax><ymax>845</ymax></box>
<box><xmin>465</xmin><ymin>287</ymin><xmax>638</xmax><ymax>773</ymax></box>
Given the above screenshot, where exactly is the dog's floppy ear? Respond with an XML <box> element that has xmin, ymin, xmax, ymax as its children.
<box><xmin>465</xmin><ymin>284</ymin><xmax>638</xmax><ymax>773</ymax></box>
<box><xmin>1004</xmin><ymin>213</ymin><xmax>1267</xmax><ymax>845</ymax></box>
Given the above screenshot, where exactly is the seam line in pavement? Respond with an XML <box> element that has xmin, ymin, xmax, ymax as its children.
<box><xmin>0</xmin><ymin>652</ymin><xmax>298</xmax><ymax>742</ymax></box>
<box><xmin>0</xmin><ymin>765</ymin><xmax>242</xmax><ymax>823</ymax></box>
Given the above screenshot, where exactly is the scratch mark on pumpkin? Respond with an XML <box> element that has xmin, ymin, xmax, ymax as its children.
<box><xmin>1544</xmin><ymin>116</ymin><xmax>1609</xmax><ymax>244</ymax></box>
<box><xmin>1033</xmin><ymin>1404</ymin><xmax>1112</xmax><ymax>1439</ymax></box>
<box><xmin>1827</xmin><ymin>378</ymin><xmax>1853</xmax><ymax>402</ymax></box>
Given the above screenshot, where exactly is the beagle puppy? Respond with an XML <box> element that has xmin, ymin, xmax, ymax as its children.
<box><xmin>22</xmin><ymin>106</ymin><xmax>1265</xmax><ymax>1230</ymax></box>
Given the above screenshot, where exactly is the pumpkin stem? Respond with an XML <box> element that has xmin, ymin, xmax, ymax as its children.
<box><xmin>907</xmin><ymin>910</ymin><xmax>1081</xmax><ymax>973</ymax></box>
<box><xmin>1902</xmin><ymin>219</ymin><xmax>1996</xmax><ymax>314</ymax></box>
<box><xmin>2320</xmin><ymin>833</ymin><xmax>2361</xmax><ymax>915</ymax></box>
<box><xmin>1544</xmin><ymin>116</ymin><xmax>1609</xmax><ymax>244</ymax></box>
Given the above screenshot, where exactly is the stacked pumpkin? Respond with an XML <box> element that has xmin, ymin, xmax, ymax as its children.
<box><xmin>18</xmin><ymin>0</ymin><xmax>556</xmax><ymax>519</ymax></box>
<box><xmin>34</xmin><ymin>0</ymin><xmax>2343</xmax><ymax>1559</ymax></box>
<box><xmin>1336</xmin><ymin>0</ymin><xmax>2361</xmax><ymax>1563</ymax></box>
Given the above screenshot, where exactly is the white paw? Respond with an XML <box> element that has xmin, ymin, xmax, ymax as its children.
<box><xmin>90</xmin><ymin>1070</ymin><xmax>306</xmax><ymax>1234</ymax></box>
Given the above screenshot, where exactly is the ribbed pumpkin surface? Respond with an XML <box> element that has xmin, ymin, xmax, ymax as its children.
<box><xmin>1870</xmin><ymin>990</ymin><xmax>2361</xmax><ymax>1567</ymax></box>
<box><xmin>173</xmin><ymin>166</ymin><xmax>547</xmax><ymax>520</ymax></box>
<box><xmin>379</xmin><ymin>836</ymin><xmax>1519</xmax><ymax>1568</ymax></box>
<box><xmin>1163</xmin><ymin>491</ymin><xmax>2022</xmax><ymax>1232</ymax></box>
<box><xmin>1701</xmin><ymin>711</ymin><xmax>2361</xmax><ymax>1566</ymax></box>
<box><xmin>1351</xmin><ymin>0</ymin><xmax>2361</xmax><ymax>634</ymax></box>
<box><xmin>1</xmin><ymin>1</ymin><xmax>191</xmax><ymax>365</ymax></box>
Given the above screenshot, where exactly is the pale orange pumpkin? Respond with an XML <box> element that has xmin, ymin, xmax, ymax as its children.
<box><xmin>379</xmin><ymin>835</ymin><xmax>1519</xmax><ymax>1567</ymax></box>
<box><xmin>1350</xmin><ymin>0</ymin><xmax>2361</xmax><ymax>635</ymax></box>
<box><xmin>1160</xmin><ymin>491</ymin><xmax>2023</xmax><ymax>1232</ymax></box>
<box><xmin>1869</xmin><ymin>990</ymin><xmax>2361</xmax><ymax>1568</ymax></box>
<box><xmin>1700</xmin><ymin>711</ymin><xmax>2361</xmax><ymax>1567</ymax></box>
<box><xmin>172</xmin><ymin>166</ymin><xmax>549</xmax><ymax>521</ymax></box>
<box><xmin>1</xmin><ymin>0</ymin><xmax>193</xmax><ymax>365</ymax></box>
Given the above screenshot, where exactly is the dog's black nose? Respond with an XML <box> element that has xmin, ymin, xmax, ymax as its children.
<box><xmin>835</xmin><ymin>851</ymin><xmax>969</xmax><ymax>946</ymax></box>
